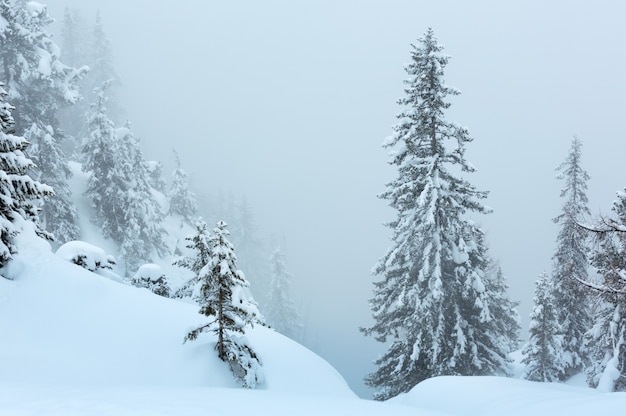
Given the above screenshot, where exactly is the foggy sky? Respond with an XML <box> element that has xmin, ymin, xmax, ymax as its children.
<box><xmin>43</xmin><ymin>0</ymin><xmax>626</xmax><ymax>397</ymax></box>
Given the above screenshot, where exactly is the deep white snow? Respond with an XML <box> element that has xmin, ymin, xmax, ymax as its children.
<box><xmin>1</xmin><ymin>225</ymin><xmax>626</xmax><ymax>414</ymax></box>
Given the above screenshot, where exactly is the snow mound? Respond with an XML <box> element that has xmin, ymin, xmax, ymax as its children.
<box><xmin>56</xmin><ymin>240</ymin><xmax>116</xmax><ymax>272</ymax></box>
<box><xmin>391</xmin><ymin>376</ymin><xmax>626</xmax><ymax>416</ymax></box>
<box><xmin>133</xmin><ymin>263</ymin><xmax>165</xmax><ymax>282</ymax></box>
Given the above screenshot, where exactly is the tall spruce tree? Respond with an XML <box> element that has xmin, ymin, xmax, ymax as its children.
<box><xmin>586</xmin><ymin>299</ymin><xmax>626</xmax><ymax>391</ymax></box>
<box><xmin>0</xmin><ymin>83</ymin><xmax>52</xmax><ymax>271</ymax></box>
<box><xmin>57</xmin><ymin>6</ymin><xmax>87</xmax><ymax>142</ymax></box>
<box><xmin>168</xmin><ymin>149</ymin><xmax>197</xmax><ymax>223</ymax></box>
<box><xmin>585</xmin><ymin>190</ymin><xmax>626</xmax><ymax>391</ymax></box>
<box><xmin>25</xmin><ymin>123</ymin><xmax>79</xmax><ymax>243</ymax></box>
<box><xmin>146</xmin><ymin>160</ymin><xmax>166</xmax><ymax>193</ymax></box>
<box><xmin>84</xmin><ymin>12</ymin><xmax>121</xmax><ymax>123</ymax></box>
<box><xmin>184</xmin><ymin>221</ymin><xmax>263</xmax><ymax>388</ymax></box>
<box><xmin>0</xmin><ymin>0</ymin><xmax>85</xmax><ymax>243</ymax></box>
<box><xmin>362</xmin><ymin>28</ymin><xmax>512</xmax><ymax>400</ymax></box>
<box><xmin>83</xmin><ymin>85</ymin><xmax>165</xmax><ymax>273</ymax></box>
<box><xmin>82</xmin><ymin>82</ymin><xmax>119</xmax><ymax>237</ymax></box>
<box><xmin>484</xmin><ymin>260</ymin><xmax>521</xmax><ymax>353</ymax></box>
<box><xmin>232</xmin><ymin>196</ymin><xmax>267</xmax><ymax>302</ymax></box>
<box><xmin>265</xmin><ymin>246</ymin><xmax>302</xmax><ymax>340</ymax></box>
<box><xmin>552</xmin><ymin>136</ymin><xmax>591</xmax><ymax>379</ymax></box>
<box><xmin>60</xmin><ymin>10</ymin><xmax>121</xmax><ymax>140</ymax></box>
<box><xmin>115</xmin><ymin>123</ymin><xmax>167</xmax><ymax>273</ymax></box>
<box><xmin>521</xmin><ymin>272</ymin><xmax>563</xmax><ymax>382</ymax></box>
<box><xmin>0</xmin><ymin>0</ymin><xmax>85</xmax><ymax>130</ymax></box>
<box><xmin>60</xmin><ymin>7</ymin><xmax>84</xmax><ymax>69</ymax></box>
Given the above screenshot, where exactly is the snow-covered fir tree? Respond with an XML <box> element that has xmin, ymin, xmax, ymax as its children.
<box><xmin>146</xmin><ymin>160</ymin><xmax>166</xmax><ymax>193</ymax></box>
<box><xmin>362</xmin><ymin>28</ymin><xmax>513</xmax><ymax>400</ymax></box>
<box><xmin>88</xmin><ymin>12</ymin><xmax>118</xmax><ymax>90</ymax></box>
<box><xmin>232</xmin><ymin>196</ymin><xmax>257</xmax><ymax>270</ymax></box>
<box><xmin>0</xmin><ymin>0</ymin><xmax>85</xmax><ymax>243</ymax></box>
<box><xmin>82</xmin><ymin>82</ymin><xmax>119</xmax><ymax>236</ymax></box>
<box><xmin>232</xmin><ymin>196</ymin><xmax>268</xmax><ymax>303</ymax></box>
<box><xmin>484</xmin><ymin>260</ymin><xmax>521</xmax><ymax>353</ymax></box>
<box><xmin>586</xmin><ymin>301</ymin><xmax>626</xmax><ymax>391</ymax></box>
<box><xmin>83</xmin><ymin>85</ymin><xmax>166</xmax><ymax>274</ymax></box>
<box><xmin>27</xmin><ymin>124</ymin><xmax>79</xmax><ymax>244</ymax></box>
<box><xmin>57</xmin><ymin>6</ymin><xmax>87</xmax><ymax>141</ymax></box>
<box><xmin>83</xmin><ymin>12</ymin><xmax>122</xmax><ymax>123</ymax></box>
<box><xmin>184</xmin><ymin>221</ymin><xmax>263</xmax><ymax>388</ymax></box>
<box><xmin>265</xmin><ymin>246</ymin><xmax>302</xmax><ymax>340</ymax></box>
<box><xmin>585</xmin><ymin>190</ymin><xmax>626</xmax><ymax>391</ymax></box>
<box><xmin>115</xmin><ymin>123</ymin><xmax>167</xmax><ymax>273</ymax></box>
<box><xmin>168</xmin><ymin>149</ymin><xmax>197</xmax><ymax>223</ymax></box>
<box><xmin>25</xmin><ymin>124</ymin><xmax>79</xmax><ymax>243</ymax></box>
<box><xmin>175</xmin><ymin>219</ymin><xmax>264</xmax><ymax>322</ymax></box>
<box><xmin>551</xmin><ymin>136</ymin><xmax>592</xmax><ymax>379</ymax></box>
<box><xmin>0</xmin><ymin>83</ymin><xmax>52</xmax><ymax>271</ymax></box>
<box><xmin>60</xmin><ymin>7</ymin><xmax>84</xmax><ymax>69</ymax></box>
<box><xmin>60</xmin><ymin>9</ymin><xmax>121</xmax><ymax>140</ymax></box>
<box><xmin>521</xmin><ymin>272</ymin><xmax>563</xmax><ymax>382</ymax></box>
<box><xmin>0</xmin><ymin>0</ymin><xmax>85</xmax><ymax>131</ymax></box>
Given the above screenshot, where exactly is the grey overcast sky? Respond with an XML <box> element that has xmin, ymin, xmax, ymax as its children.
<box><xmin>43</xmin><ymin>0</ymin><xmax>626</xmax><ymax>397</ymax></box>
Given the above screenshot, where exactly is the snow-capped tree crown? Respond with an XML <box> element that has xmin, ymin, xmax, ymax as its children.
<box><xmin>169</xmin><ymin>149</ymin><xmax>197</xmax><ymax>223</ymax></box>
<box><xmin>554</xmin><ymin>136</ymin><xmax>590</xmax><ymax>222</ymax></box>
<box><xmin>379</xmin><ymin>28</ymin><xmax>490</xmax><ymax>245</ymax></box>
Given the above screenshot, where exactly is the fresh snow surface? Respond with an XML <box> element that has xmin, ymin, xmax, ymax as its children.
<box><xmin>391</xmin><ymin>376</ymin><xmax>626</xmax><ymax>416</ymax></box>
<box><xmin>0</xmin><ymin>227</ymin><xmax>430</xmax><ymax>415</ymax></box>
<box><xmin>2</xmin><ymin>228</ymin><xmax>625</xmax><ymax>414</ymax></box>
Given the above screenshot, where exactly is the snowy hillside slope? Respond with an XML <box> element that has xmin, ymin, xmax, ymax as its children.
<box><xmin>2</xmin><ymin>227</ymin><xmax>626</xmax><ymax>415</ymax></box>
<box><xmin>0</xmin><ymin>227</ymin><xmax>351</xmax><ymax>396</ymax></box>
<box><xmin>0</xmin><ymin>227</ymin><xmax>437</xmax><ymax>415</ymax></box>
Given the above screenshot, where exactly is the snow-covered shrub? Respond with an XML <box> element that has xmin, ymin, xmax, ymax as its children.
<box><xmin>56</xmin><ymin>241</ymin><xmax>116</xmax><ymax>272</ymax></box>
<box><xmin>130</xmin><ymin>263</ymin><xmax>171</xmax><ymax>298</ymax></box>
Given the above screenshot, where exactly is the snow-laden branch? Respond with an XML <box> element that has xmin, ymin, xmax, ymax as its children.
<box><xmin>574</xmin><ymin>277</ymin><xmax>626</xmax><ymax>296</ymax></box>
<box><xmin>576</xmin><ymin>215</ymin><xmax>626</xmax><ymax>235</ymax></box>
